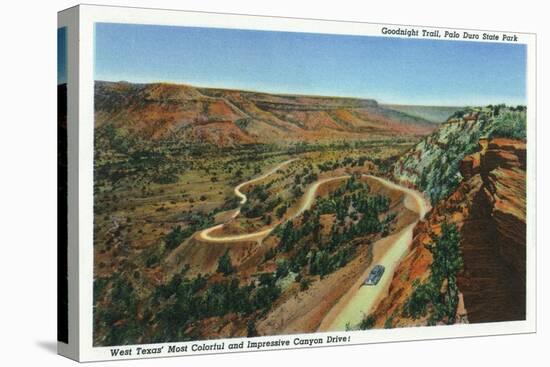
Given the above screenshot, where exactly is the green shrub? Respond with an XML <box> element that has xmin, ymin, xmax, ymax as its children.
<box><xmin>359</xmin><ymin>315</ymin><xmax>376</xmax><ymax>330</ymax></box>
<box><xmin>246</xmin><ymin>320</ymin><xmax>257</xmax><ymax>337</ymax></box>
<box><xmin>300</xmin><ymin>277</ymin><xmax>311</xmax><ymax>291</ymax></box>
<box><xmin>490</xmin><ymin>110</ymin><xmax>526</xmax><ymax>140</ymax></box>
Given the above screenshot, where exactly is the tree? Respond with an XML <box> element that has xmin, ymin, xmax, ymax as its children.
<box><xmin>253</xmin><ymin>273</ymin><xmax>281</xmax><ymax>310</ymax></box>
<box><xmin>403</xmin><ymin>221</ymin><xmax>463</xmax><ymax>325</ymax></box>
<box><xmin>275</xmin><ymin>259</ymin><xmax>289</xmax><ymax>279</ymax></box>
<box><xmin>428</xmin><ymin>221</ymin><xmax>463</xmax><ymax>324</ymax></box>
<box><xmin>311</xmin><ymin>210</ymin><xmax>322</xmax><ymax>243</ymax></box>
<box><xmin>309</xmin><ymin>250</ymin><xmax>332</xmax><ymax>278</ymax></box>
<box><xmin>278</xmin><ymin>221</ymin><xmax>297</xmax><ymax>252</ymax></box>
<box><xmin>217</xmin><ymin>250</ymin><xmax>234</xmax><ymax>276</ymax></box>
<box><xmin>275</xmin><ymin>204</ymin><xmax>287</xmax><ymax>219</ymax></box>
<box><xmin>247</xmin><ymin>319</ymin><xmax>257</xmax><ymax>337</ymax></box>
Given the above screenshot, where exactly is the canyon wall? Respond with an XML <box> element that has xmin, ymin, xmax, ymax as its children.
<box><xmin>370</xmin><ymin>137</ymin><xmax>526</xmax><ymax>327</ymax></box>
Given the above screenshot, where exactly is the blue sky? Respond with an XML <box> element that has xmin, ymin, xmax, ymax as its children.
<box><xmin>94</xmin><ymin>23</ymin><xmax>526</xmax><ymax>106</ymax></box>
<box><xmin>58</xmin><ymin>27</ymin><xmax>67</xmax><ymax>85</ymax></box>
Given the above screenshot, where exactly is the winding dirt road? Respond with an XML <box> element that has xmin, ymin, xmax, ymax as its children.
<box><xmin>197</xmin><ymin>159</ymin><xmax>349</xmax><ymax>243</ymax></box>
<box><xmin>197</xmin><ymin>159</ymin><xmax>296</xmax><ymax>243</ymax></box>
<box><xmin>317</xmin><ymin>175</ymin><xmax>430</xmax><ymax>331</ymax></box>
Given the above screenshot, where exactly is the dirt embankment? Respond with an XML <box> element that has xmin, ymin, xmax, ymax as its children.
<box><xmin>368</xmin><ymin>138</ymin><xmax>527</xmax><ymax>327</ymax></box>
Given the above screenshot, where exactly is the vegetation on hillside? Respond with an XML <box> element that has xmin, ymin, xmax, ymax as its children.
<box><xmin>393</xmin><ymin>104</ymin><xmax>526</xmax><ymax>203</ymax></box>
<box><xmin>94</xmin><ymin>265</ymin><xmax>283</xmax><ymax>344</ymax></box>
<box><xmin>93</xmin><ymin>173</ymin><xmax>396</xmax><ymax>345</ymax></box>
<box><xmin>270</xmin><ymin>175</ymin><xmax>393</xmax><ymax>279</ymax></box>
<box><xmin>402</xmin><ymin>222</ymin><xmax>463</xmax><ymax>325</ymax></box>
<box><xmin>489</xmin><ymin>106</ymin><xmax>526</xmax><ymax>140</ymax></box>
<box><xmin>217</xmin><ymin>250</ymin><xmax>234</xmax><ymax>275</ymax></box>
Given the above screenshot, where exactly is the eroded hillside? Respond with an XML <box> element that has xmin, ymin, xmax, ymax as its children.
<box><xmin>95</xmin><ymin>81</ymin><xmax>437</xmax><ymax>146</ymax></box>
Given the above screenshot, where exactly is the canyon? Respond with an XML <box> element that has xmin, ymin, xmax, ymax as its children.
<box><xmin>368</xmin><ymin>137</ymin><xmax>526</xmax><ymax>327</ymax></box>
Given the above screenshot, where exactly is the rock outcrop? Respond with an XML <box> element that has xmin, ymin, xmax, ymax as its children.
<box><xmin>480</xmin><ymin>139</ymin><xmax>526</xmax><ymax>279</ymax></box>
<box><xmin>370</xmin><ymin>138</ymin><xmax>526</xmax><ymax>327</ymax></box>
<box><xmin>392</xmin><ymin>105</ymin><xmax>526</xmax><ymax>204</ymax></box>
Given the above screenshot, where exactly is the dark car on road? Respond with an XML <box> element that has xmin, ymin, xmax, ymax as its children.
<box><xmin>363</xmin><ymin>265</ymin><xmax>385</xmax><ymax>286</ymax></box>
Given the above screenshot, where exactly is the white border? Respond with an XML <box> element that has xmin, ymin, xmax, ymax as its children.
<box><xmin>71</xmin><ymin>4</ymin><xmax>536</xmax><ymax>362</ymax></box>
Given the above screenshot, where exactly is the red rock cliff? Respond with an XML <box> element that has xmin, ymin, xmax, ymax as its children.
<box><xmin>369</xmin><ymin>138</ymin><xmax>526</xmax><ymax>328</ymax></box>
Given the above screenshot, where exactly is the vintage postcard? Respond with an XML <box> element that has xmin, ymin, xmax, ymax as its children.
<box><xmin>58</xmin><ymin>4</ymin><xmax>536</xmax><ymax>362</ymax></box>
